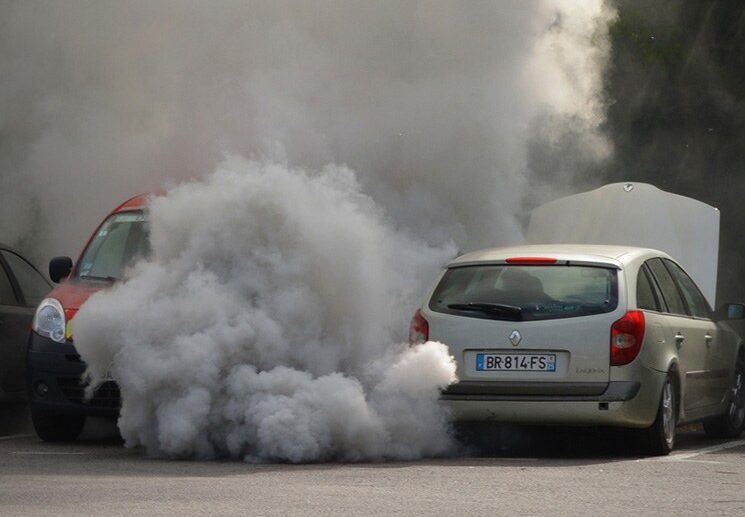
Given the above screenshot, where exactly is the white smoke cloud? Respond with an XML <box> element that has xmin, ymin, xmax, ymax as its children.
<box><xmin>2</xmin><ymin>1</ymin><xmax>617</xmax><ymax>461</ymax></box>
<box><xmin>524</xmin><ymin>1</ymin><xmax>617</xmax><ymax>206</ymax></box>
<box><xmin>73</xmin><ymin>158</ymin><xmax>457</xmax><ymax>461</ymax></box>
<box><xmin>1</xmin><ymin>0</ymin><xmax>614</xmax><ymax>260</ymax></box>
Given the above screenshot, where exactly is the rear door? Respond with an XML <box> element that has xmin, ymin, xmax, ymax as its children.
<box><xmin>425</xmin><ymin>263</ymin><xmax>622</xmax><ymax>395</ymax></box>
<box><xmin>663</xmin><ymin>259</ymin><xmax>726</xmax><ymax>409</ymax></box>
<box><xmin>645</xmin><ymin>258</ymin><xmax>710</xmax><ymax>412</ymax></box>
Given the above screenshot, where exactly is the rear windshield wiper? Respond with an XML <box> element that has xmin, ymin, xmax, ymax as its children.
<box><xmin>447</xmin><ymin>302</ymin><xmax>523</xmax><ymax>320</ymax></box>
<box><xmin>79</xmin><ymin>274</ymin><xmax>117</xmax><ymax>283</ymax></box>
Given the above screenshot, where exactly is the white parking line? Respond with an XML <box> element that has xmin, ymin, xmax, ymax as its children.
<box><xmin>9</xmin><ymin>451</ymin><xmax>88</xmax><ymax>455</ymax></box>
<box><xmin>0</xmin><ymin>434</ymin><xmax>32</xmax><ymax>441</ymax></box>
<box><xmin>668</xmin><ymin>439</ymin><xmax>745</xmax><ymax>461</ymax></box>
<box><xmin>642</xmin><ymin>439</ymin><xmax>745</xmax><ymax>462</ymax></box>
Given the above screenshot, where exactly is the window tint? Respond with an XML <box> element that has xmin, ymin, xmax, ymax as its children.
<box><xmin>429</xmin><ymin>265</ymin><xmax>618</xmax><ymax>321</ymax></box>
<box><xmin>0</xmin><ymin>263</ymin><xmax>17</xmax><ymax>305</ymax></box>
<box><xmin>2</xmin><ymin>251</ymin><xmax>51</xmax><ymax>307</ymax></box>
<box><xmin>636</xmin><ymin>266</ymin><xmax>659</xmax><ymax>311</ymax></box>
<box><xmin>646</xmin><ymin>258</ymin><xmax>687</xmax><ymax>316</ymax></box>
<box><xmin>663</xmin><ymin>259</ymin><xmax>711</xmax><ymax>319</ymax></box>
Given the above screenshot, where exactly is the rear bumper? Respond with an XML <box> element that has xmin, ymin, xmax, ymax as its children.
<box><xmin>441</xmin><ymin>381</ymin><xmax>639</xmax><ymax>400</ymax></box>
<box><xmin>441</xmin><ymin>368</ymin><xmax>666</xmax><ymax>428</ymax></box>
<box><xmin>26</xmin><ymin>332</ymin><xmax>120</xmax><ymax>418</ymax></box>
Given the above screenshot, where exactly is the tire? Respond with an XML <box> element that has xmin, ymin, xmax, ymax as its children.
<box><xmin>703</xmin><ymin>353</ymin><xmax>745</xmax><ymax>439</ymax></box>
<box><xmin>638</xmin><ymin>375</ymin><xmax>677</xmax><ymax>456</ymax></box>
<box><xmin>30</xmin><ymin>408</ymin><xmax>85</xmax><ymax>442</ymax></box>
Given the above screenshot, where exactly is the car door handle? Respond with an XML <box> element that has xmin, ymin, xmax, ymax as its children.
<box><xmin>705</xmin><ymin>333</ymin><xmax>713</xmax><ymax>346</ymax></box>
<box><xmin>675</xmin><ymin>333</ymin><xmax>685</xmax><ymax>347</ymax></box>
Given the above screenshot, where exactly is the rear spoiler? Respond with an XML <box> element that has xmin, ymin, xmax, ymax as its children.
<box><xmin>449</xmin><ymin>259</ymin><xmax>621</xmax><ymax>269</ymax></box>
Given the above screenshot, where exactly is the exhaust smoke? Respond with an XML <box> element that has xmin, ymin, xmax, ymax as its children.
<box><xmin>73</xmin><ymin>158</ymin><xmax>457</xmax><ymax>461</ymax></box>
<box><xmin>1</xmin><ymin>1</ymin><xmax>617</xmax><ymax>461</ymax></box>
<box><xmin>1</xmin><ymin>0</ymin><xmax>614</xmax><ymax>260</ymax></box>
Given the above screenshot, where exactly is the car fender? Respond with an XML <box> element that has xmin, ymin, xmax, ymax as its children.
<box><xmin>638</xmin><ymin>315</ymin><xmax>679</xmax><ymax>374</ymax></box>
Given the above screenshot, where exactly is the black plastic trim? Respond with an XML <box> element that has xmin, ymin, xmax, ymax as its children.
<box><xmin>440</xmin><ymin>381</ymin><xmax>641</xmax><ymax>402</ymax></box>
<box><xmin>26</xmin><ymin>331</ymin><xmax>120</xmax><ymax>417</ymax></box>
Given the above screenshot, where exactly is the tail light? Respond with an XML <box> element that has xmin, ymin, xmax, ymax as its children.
<box><xmin>611</xmin><ymin>310</ymin><xmax>645</xmax><ymax>366</ymax></box>
<box><xmin>409</xmin><ymin>309</ymin><xmax>429</xmax><ymax>345</ymax></box>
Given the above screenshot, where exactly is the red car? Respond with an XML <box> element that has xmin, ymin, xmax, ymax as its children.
<box><xmin>27</xmin><ymin>194</ymin><xmax>150</xmax><ymax>441</ymax></box>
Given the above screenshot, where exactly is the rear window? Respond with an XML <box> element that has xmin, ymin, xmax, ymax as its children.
<box><xmin>429</xmin><ymin>265</ymin><xmax>618</xmax><ymax>321</ymax></box>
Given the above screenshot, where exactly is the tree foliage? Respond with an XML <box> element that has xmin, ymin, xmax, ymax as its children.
<box><xmin>605</xmin><ymin>0</ymin><xmax>745</xmax><ymax>300</ymax></box>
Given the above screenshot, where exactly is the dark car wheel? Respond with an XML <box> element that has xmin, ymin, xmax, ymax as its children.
<box><xmin>638</xmin><ymin>375</ymin><xmax>676</xmax><ymax>456</ymax></box>
<box><xmin>31</xmin><ymin>409</ymin><xmax>85</xmax><ymax>442</ymax></box>
<box><xmin>704</xmin><ymin>353</ymin><xmax>745</xmax><ymax>439</ymax></box>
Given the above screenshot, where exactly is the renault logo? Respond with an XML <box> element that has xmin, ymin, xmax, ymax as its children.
<box><xmin>509</xmin><ymin>330</ymin><xmax>522</xmax><ymax>346</ymax></box>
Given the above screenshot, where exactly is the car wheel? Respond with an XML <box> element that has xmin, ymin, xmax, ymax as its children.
<box><xmin>703</xmin><ymin>353</ymin><xmax>745</xmax><ymax>439</ymax></box>
<box><xmin>30</xmin><ymin>408</ymin><xmax>85</xmax><ymax>442</ymax></box>
<box><xmin>638</xmin><ymin>375</ymin><xmax>676</xmax><ymax>456</ymax></box>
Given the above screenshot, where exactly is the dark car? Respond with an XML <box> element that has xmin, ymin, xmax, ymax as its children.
<box><xmin>0</xmin><ymin>244</ymin><xmax>51</xmax><ymax>403</ymax></box>
<box><xmin>27</xmin><ymin>194</ymin><xmax>150</xmax><ymax>441</ymax></box>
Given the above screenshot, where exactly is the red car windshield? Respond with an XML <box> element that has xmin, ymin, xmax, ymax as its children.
<box><xmin>76</xmin><ymin>211</ymin><xmax>150</xmax><ymax>281</ymax></box>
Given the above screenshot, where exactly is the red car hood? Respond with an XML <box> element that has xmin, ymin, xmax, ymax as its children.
<box><xmin>47</xmin><ymin>280</ymin><xmax>109</xmax><ymax>322</ymax></box>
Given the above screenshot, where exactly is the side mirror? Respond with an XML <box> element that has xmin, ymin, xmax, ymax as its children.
<box><xmin>716</xmin><ymin>303</ymin><xmax>745</xmax><ymax>321</ymax></box>
<box><xmin>49</xmin><ymin>256</ymin><xmax>73</xmax><ymax>283</ymax></box>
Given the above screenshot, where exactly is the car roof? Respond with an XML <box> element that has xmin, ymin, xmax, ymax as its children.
<box><xmin>112</xmin><ymin>193</ymin><xmax>152</xmax><ymax>213</ymax></box>
<box><xmin>449</xmin><ymin>244</ymin><xmax>670</xmax><ymax>268</ymax></box>
<box><xmin>0</xmin><ymin>242</ymin><xmax>29</xmax><ymax>257</ymax></box>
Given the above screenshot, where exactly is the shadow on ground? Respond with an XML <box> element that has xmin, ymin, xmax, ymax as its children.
<box><xmin>0</xmin><ymin>402</ymin><xmax>121</xmax><ymax>443</ymax></box>
<box><xmin>4</xmin><ymin>408</ymin><xmax>730</xmax><ymax>469</ymax></box>
<box><xmin>0</xmin><ymin>402</ymin><xmax>30</xmax><ymax>436</ymax></box>
<box><xmin>454</xmin><ymin>422</ymin><xmax>707</xmax><ymax>459</ymax></box>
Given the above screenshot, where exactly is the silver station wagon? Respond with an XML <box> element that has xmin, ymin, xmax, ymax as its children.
<box><xmin>410</xmin><ymin>244</ymin><xmax>745</xmax><ymax>455</ymax></box>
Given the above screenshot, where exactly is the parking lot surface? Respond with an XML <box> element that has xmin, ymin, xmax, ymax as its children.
<box><xmin>1</xmin><ymin>418</ymin><xmax>744</xmax><ymax>517</ymax></box>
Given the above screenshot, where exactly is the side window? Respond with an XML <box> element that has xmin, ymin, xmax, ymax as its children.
<box><xmin>646</xmin><ymin>264</ymin><xmax>668</xmax><ymax>312</ymax></box>
<box><xmin>1</xmin><ymin>251</ymin><xmax>51</xmax><ymax>307</ymax></box>
<box><xmin>663</xmin><ymin>259</ymin><xmax>711</xmax><ymax>319</ymax></box>
<box><xmin>636</xmin><ymin>265</ymin><xmax>660</xmax><ymax>311</ymax></box>
<box><xmin>646</xmin><ymin>258</ymin><xmax>687</xmax><ymax>316</ymax></box>
<box><xmin>0</xmin><ymin>262</ymin><xmax>18</xmax><ymax>305</ymax></box>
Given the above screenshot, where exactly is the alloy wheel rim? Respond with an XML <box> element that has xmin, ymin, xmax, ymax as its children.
<box><xmin>662</xmin><ymin>380</ymin><xmax>675</xmax><ymax>446</ymax></box>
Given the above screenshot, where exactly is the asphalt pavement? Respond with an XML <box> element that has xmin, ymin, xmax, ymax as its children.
<box><xmin>1</xmin><ymin>416</ymin><xmax>744</xmax><ymax>517</ymax></box>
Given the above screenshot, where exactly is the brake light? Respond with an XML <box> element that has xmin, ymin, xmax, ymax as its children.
<box><xmin>505</xmin><ymin>257</ymin><xmax>558</xmax><ymax>265</ymax></box>
<box><xmin>611</xmin><ymin>310</ymin><xmax>645</xmax><ymax>366</ymax></box>
<box><xmin>409</xmin><ymin>309</ymin><xmax>429</xmax><ymax>345</ymax></box>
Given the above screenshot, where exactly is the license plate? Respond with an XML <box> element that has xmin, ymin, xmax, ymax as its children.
<box><xmin>476</xmin><ymin>353</ymin><xmax>556</xmax><ymax>372</ymax></box>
